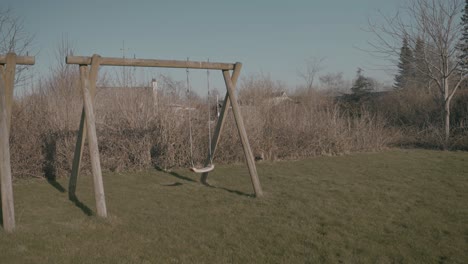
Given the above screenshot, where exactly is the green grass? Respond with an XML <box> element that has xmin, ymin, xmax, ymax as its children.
<box><xmin>1</xmin><ymin>149</ymin><xmax>467</xmax><ymax>263</ymax></box>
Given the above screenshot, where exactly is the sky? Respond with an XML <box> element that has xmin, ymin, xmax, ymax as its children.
<box><xmin>4</xmin><ymin>0</ymin><xmax>406</xmax><ymax>93</ymax></box>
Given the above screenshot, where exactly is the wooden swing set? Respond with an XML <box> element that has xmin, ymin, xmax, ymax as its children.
<box><xmin>0</xmin><ymin>52</ymin><xmax>262</xmax><ymax>232</ymax></box>
<box><xmin>66</xmin><ymin>54</ymin><xmax>264</xmax><ymax>219</ymax></box>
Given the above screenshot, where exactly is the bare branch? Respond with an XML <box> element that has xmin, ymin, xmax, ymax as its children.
<box><xmin>297</xmin><ymin>56</ymin><xmax>326</xmax><ymax>90</ymax></box>
<box><xmin>0</xmin><ymin>7</ymin><xmax>36</xmax><ymax>87</ymax></box>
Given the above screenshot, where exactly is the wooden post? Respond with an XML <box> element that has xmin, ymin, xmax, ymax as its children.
<box><xmin>222</xmin><ymin>67</ymin><xmax>263</xmax><ymax>197</ymax></box>
<box><xmin>69</xmin><ymin>55</ymin><xmax>101</xmax><ymax>200</ymax></box>
<box><xmin>200</xmin><ymin>63</ymin><xmax>242</xmax><ymax>184</ymax></box>
<box><xmin>69</xmin><ymin>109</ymin><xmax>86</xmax><ymax>199</ymax></box>
<box><xmin>3</xmin><ymin>53</ymin><xmax>16</xmax><ymax>132</ymax></box>
<box><xmin>0</xmin><ymin>53</ymin><xmax>34</xmax><ymax>232</ymax></box>
<box><xmin>79</xmin><ymin>64</ymin><xmax>107</xmax><ymax>218</ymax></box>
<box><xmin>0</xmin><ymin>71</ymin><xmax>15</xmax><ymax>232</ymax></box>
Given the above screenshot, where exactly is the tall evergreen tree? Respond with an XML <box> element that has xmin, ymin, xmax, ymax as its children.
<box><xmin>458</xmin><ymin>0</ymin><xmax>468</xmax><ymax>71</ymax></box>
<box><xmin>351</xmin><ymin>68</ymin><xmax>373</xmax><ymax>95</ymax></box>
<box><xmin>394</xmin><ymin>36</ymin><xmax>414</xmax><ymax>90</ymax></box>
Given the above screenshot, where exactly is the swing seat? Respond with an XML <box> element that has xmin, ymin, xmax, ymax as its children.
<box><xmin>189</xmin><ymin>164</ymin><xmax>215</xmax><ymax>173</ymax></box>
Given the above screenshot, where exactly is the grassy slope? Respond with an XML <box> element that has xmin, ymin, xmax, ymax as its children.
<box><xmin>0</xmin><ymin>150</ymin><xmax>467</xmax><ymax>263</ymax></box>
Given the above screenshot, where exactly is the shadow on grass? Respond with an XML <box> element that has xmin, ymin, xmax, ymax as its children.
<box><xmin>160</xmin><ymin>182</ymin><xmax>183</xmax><ymax>187</ymax></box>
<box><xmin>43</xmin><ymin>134</ymin><xmax>67</xmax><ymax>194</ymax></box>
<box><xmin>203</xmin><ymin>182</ymin><xmax>255</xmax><ymax>198</ymax></box>
<box><xmin>155</xmin><ymin>166</ymin><xmax>197</xmax><ymax>183</ymax></box>
<box><xmin>155</xmin><ymin>166</ymin><xmax>253</xmax><ymax>198</ymax></box>
<box><xmin>69</xmin><ymin>194</ymin><xmax>93</xmax><ymax>216</ymax></box>
<box><xmin>46</xmin><ymin>178</ymin><xmax>66</xmax><ymax>193</ymax></box>
<box><xmin>0</xmin><ymin>202</ymin><xmax>3</xmax><ymax>227</ymax></box>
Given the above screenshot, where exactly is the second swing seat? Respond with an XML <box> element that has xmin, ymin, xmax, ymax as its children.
<box><xmin>189</xmin><ymin>164</ymin><xmax>215</xmax><ymax>173</ymax></box>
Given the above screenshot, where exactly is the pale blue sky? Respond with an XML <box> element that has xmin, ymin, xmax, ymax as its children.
<box><xmin>5</xmin><ymin>0</ymin><xmax>405</xmax><ymax>92</ymax></box>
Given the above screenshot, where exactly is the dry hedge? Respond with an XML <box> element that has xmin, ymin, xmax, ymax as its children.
<box><xmin>9</xmin><ymin>75</ymin><xmax>396</xmax><ymax>179</ymax></box>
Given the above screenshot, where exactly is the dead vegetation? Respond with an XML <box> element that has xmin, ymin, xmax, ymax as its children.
<box><xmin>9</xmin><ymin>72</ymin><xmax>396</xmax><ymax>179</ymax></box>
<box><xmin>10</xmin><ymin>63</ymin><xmax>468</xmax><ymax>180</ymax></box>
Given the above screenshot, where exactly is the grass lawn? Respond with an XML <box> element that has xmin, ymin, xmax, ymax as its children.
<box><xmin>1</xmin><ymin>149</ymin><xmax>467</xmax><ymax>263</ymax></box>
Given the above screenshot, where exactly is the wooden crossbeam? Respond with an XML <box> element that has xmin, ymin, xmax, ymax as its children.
<box><xmin>66</xmin><ymin>56</ymin><xmax>235</xmax><ymax>70</ymax></box>
<box><xmin>0</xmin><ymin>55</ymin><xmax>35</xmax><ymax>65</ymax></box>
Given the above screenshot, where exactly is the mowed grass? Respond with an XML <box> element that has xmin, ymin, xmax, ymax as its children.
<box><xmin>1</xmin><ymin>150</ymin><xmax>467</xmax><ymax>263</ymax></box>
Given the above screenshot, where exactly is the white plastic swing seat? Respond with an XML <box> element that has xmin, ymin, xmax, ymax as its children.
<box><xmin>189</xmin><ymin>164</ymin><xmax>215</xmax><ymax>173</ymax></box>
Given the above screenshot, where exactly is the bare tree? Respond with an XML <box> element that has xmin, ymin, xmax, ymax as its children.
<box><xmin>0</xmin><ymin>7</ymin><xmax>35</xmax><ymax>86</ymax></box>
<box><xmin>367</xmin><ymin>0</ymin><xmax>465</xmax><ymax>146</ymax></box>
<box><xmin>158</xmin><ymin>74</ymin><xmax>186</xmax><ymax>102</ymax></box>
<box><xmin>298</xmin><ymin>56</ymin><xmax>326</xmax><ymax>91</ymax></box>
<box><xmin>42</xmin><ymin>36</ymin><xmax>81</xmax><ymax>131</ymax></box>
<box><xmin>49</xmin><ymin>36</ymin><xmax>77</xmax><ymax>92</ymax></box>
<box><xmin>319</xmin><ymin>72</ymin><xmax>346</xmax><ymax>94</ymax></box>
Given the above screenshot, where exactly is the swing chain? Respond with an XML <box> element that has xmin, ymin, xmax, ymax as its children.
<box><xmin>207</xmin><ymin>59</ymin><xmax>213</xmax><ymax>165</ymax></box>
<box><xmin>186</xmin><ymin>58</ymin><xmax>195</xmax><ymax>167</ymax></box>
<box><xmin>186</xmin><ymin>57</ymin><xmax>214</xmax><ymax>169</ymax></box>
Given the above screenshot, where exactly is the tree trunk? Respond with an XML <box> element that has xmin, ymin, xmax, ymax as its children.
<box><xmin>443</xmin><ymin>75</ymin><xmax>450</xmax><ymax>149</ymax></box>
<box><xmin>444</xmin><ymin>99</ymin><xmax>450</xmax><ymax>149</ymax></box>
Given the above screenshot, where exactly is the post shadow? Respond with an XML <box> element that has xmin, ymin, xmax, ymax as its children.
<box><xmin>0</xmin><ymin>191</ymin><xmax>3</xmax><ymax>227</ymax></box>
<box><xmin>203</xmin><ymin>183</ymin><xmax>254</xmax><ymax>198</ymax></box>
<box><xmin>69</xmin><ymin>193</ymin><xmax>93</xmax><ymax>216</ymax></box>
<box><xmin>46</xmin><ymin>178</ymin><xmax>66</xmax><ymax>193</ymax></box>
<box><xmin>160</xmin><ymin>182</ymin><xmax>183</xmax><ymax>187</ymax></box>
<box><xmin>40</xmin><ymin>133</ymin><xmax>93</xmax><ymax>216</ymax></box>
<box><xmin>43</xmin><ymin>134</ymin><xmax>66</xmax><ymax>193</ymax></box>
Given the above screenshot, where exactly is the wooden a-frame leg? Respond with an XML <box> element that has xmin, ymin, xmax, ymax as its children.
<box><xmin>69</xmin><ymin>109</ymin><xmax>86</xmax><ymax>200</ymax></box>
<box><xmin>0</xmin><ymin>53</ymin><xmax>17</xmax><ymax>232</ymax></box>
<box><xmin>200</xmin><ymin>63</ymin><xmax>242</xmax><ymax>185</ymax></box>
<box><xmin>0</xmin><ymin>69</ymin><xmax>15</xmax><ymax>232</ymax></box>
<box><xmin>3</xmin><ymin>54</ymin><xmax>16</xmax><ymax>132</ymax></box>
<box><xmin>222</xmin><ymin>66</ymin><xmax>263</xmax><ymax>197</ymax></box>
<box><xmin>78</xmin><ymin>58</ymin><xmax>107</xmax><ymax>218</ymax></box>
<box><xmin>69</xmin><ymin>55</ymin><xmax>100</xmax><ymax>200</ymax></box>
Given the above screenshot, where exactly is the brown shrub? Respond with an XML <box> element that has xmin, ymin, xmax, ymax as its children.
<box><xmin>9</xmin><ymin>74</ymin><xmax>398</xmax><ymax>179</ymax></box>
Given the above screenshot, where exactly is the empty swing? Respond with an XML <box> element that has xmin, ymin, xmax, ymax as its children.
<box><xmin>186</xmin><ymin>60</ymin><xmax>215</xmax><ymax>173</ymax></box>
